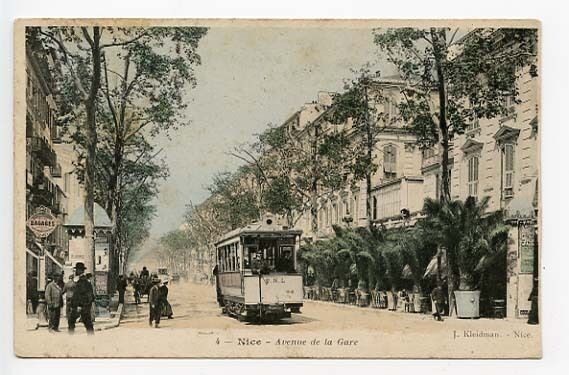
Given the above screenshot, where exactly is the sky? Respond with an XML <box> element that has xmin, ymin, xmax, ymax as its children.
<box><xmin>149</xmin><ymin>26</ymin><xmax>390</xmax><ymax>237</ymax></box>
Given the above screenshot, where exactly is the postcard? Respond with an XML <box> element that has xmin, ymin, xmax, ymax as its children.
<box><xmin>14</xmin><ymin>19</ymin><xmax>541</xmax><ymax>358</ymax></box>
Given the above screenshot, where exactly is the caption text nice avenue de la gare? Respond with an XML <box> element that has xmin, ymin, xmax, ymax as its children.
<box><xmin>233</xmin><ymin>337</ymin><xmax>359</xmax><ymax>346</ymax></box>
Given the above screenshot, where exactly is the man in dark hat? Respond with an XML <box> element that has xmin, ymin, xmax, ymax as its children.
<box><xmin>117</xmin><ymin>274</ymin><xmax>128</xmax><ymax>305</ymax></box>
<box><xmin>68</xmin><ymin>262</ymin><xmax>95</xmax><ymax>334</ymax></box>
<box><xmin>148</xmin><ymin>277</ymin><xmax>162</xmax><ymax>328</ymax></box>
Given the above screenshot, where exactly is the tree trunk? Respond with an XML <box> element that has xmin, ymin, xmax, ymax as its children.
<box><xmin>107</xmin><ymin>145</ymin><xmax>123</xmax><ymax>292</ymax></box>
<box><xmin>83</xmin><ymin>27</ymin><xmax>102</xmax><ymax>289</ymax></box>
<box><xmin>363</xmin><ymin>82</ymin><xmax>374</xmax><ymax>229</ymax></box>
<box><xmin>310</xmin><ymin>181</ymin><xmax>318</xmax><ymax>237</ymax></box>
<box><xmin>431</xmin><ymin>27</ymin><xmax>455</xmax><ymax>314</ymax></box>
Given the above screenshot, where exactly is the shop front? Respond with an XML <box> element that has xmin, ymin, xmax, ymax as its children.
<box><xmin>505</xmin><ymin>178</ymin><xmax>539</xmax><ymax>320</ymax></box>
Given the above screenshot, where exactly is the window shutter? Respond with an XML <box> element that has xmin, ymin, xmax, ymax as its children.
<box><xmin>504</xmin><ymin>144</ymin><xmax>515</xmax><ymax>195</ymax></box>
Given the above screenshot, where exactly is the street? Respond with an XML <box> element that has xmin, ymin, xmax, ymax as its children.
<box><xmin>121</xmin><ymin>281</ymin><xmax>540</xmax><ymax>334</ymax></box>
<box><xmin>16</xmin><ymin>280</ymin><xmax>541</xmax><ymax>358</ymax></box>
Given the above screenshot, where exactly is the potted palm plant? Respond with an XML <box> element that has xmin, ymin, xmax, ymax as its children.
<box><xmin>423</xmin><ymin>196</ymin><xmax>508</xmax><ymax>318</ymax></box>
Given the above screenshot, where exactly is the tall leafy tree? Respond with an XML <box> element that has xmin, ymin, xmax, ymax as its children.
<box><xmin>38</xmin><ymin>26</ymin><xmax>207</xmax><ymax>282</ymax></box>
<box><xmin>326</xmin><ymin>70</ymin><xmax>385</xmax><ymax>227</ymax></box>
<box><xmin>207</xmin><ymin>168</ymin><xmax>261</xmax><ymax>230</ymax></box>
<box><xmin>233</xmin><ymin>121</ymin><xmax>353</xmax><ymax>234</ymax></box>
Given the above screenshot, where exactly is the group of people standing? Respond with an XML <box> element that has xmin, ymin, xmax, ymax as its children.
<box><xmin>44</xmin><ymin>262</ymin><xmax>95</xmax><ymax>334</ymax></box>
<box><xmin>129</xmin><ymin>266</ymin><xmax>174</xmax><ymax>328</ymax></box>
<box><xmin>148</xmin><ymin>277</ymin><xmax>174</xmax><ymax>328</ymax></box>
<box><xmin>34</xmin><ymin>263</ymin><xmax>175</xmax><ymax>333</ymax></box>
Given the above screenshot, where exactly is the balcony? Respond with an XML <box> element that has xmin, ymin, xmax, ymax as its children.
<box><xmin>371</xmin><ymin>176</ymin><xmax>424</xmax><ymax>223</ymax></box>
<box><xmin>421</xmin><ymin>151</ymin><xmax>440</xmax><ymax>170</ymax></box>
<box><xmin>31</xmin><ymin>136</ymin><xmax>57</xmax><ymax>167</ymax></box>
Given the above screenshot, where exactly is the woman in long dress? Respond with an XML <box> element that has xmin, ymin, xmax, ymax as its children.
<box><xmin>160</xmin><ymin>281</ymin><xmax>173</xmax><ymax>319</ymax></box>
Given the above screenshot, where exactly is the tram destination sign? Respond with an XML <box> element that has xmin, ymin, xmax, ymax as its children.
<box><xmin>26</xmin><ymin>206</ymin><xmax>58</xmax><ymax>238</ymax></box>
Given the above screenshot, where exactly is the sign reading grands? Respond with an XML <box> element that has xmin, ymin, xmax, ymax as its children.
<box><xmin>26</xmin><ymin>206</ymin><xmax>57</xmax><ymax>238</ymax></box>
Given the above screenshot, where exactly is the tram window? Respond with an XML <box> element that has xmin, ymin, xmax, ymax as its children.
<box><xmin>228</xmin><ymin>245</ymin><xmax>232</xmax><ymax>271</ymax></box>
<box><xmin>224</xmin><ymin>247</ymin><xmax>229</xmax><ymax>271</ymax></box>
<box><xmin>244</xmin><ymin>246</ymin><xmax>256</xmax><ymax>269</ymax></box>
<box><xmin>276</xmin><ymin>246</ymin><xmax>295</xmax><ymax>273</ymax></box>
<box><xmin>236</xmin><ymin>247</ymin><xmax>240</xmax><ymax>270</ymax></box>
<box><xmin>218</xmin><ymin>250</ymin><xmax>222</xmax><ymax>272</ymax></box>
<box><xmin>229</xmin><ymin>244</ymin><xmax>233</xmax><ymax>271</ymax></box>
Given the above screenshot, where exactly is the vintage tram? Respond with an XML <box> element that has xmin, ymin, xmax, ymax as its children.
<box><xmin>214</xmin><ymin>215</ymin><xmax>303</xmax><ymax>321</ymax></box>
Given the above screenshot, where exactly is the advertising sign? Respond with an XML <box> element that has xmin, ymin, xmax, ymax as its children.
<box><xmin>519</xmin><ymin>222</ymin><xmax>536</xmax><ymax>274</ymax></box>
<box><xmin>26</xmin><ymin>206</ymin><xmax>57</xmax><ymax>238</ymax></box>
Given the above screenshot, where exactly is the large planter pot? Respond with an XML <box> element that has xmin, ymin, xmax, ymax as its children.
<box><xmin>412</xmin><ymin>293</ymin><xmax>422</xmax><ymax>313</ymax></box>
<box><xmin>454</xmin><ymin>290</ymin><xmax>481</xmax><ymax>318</ymax></box>
<box><xmin>386</xmin><ymin>291</ymin><xmax>397</xmax><ymax>311</ymax></box>
<box><xmin>420</xmin><ymin>296</ymin><xmax>431</xmax><ymax>313</ymax></box>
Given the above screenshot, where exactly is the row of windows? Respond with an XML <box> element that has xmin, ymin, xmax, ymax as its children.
<box><xmin>217</xmin><ymin>242</ymin><xmax>240</xmax><ymax>273</ymax></box>
<box><xmin>318</xmin><ymin>194</ymin><xmax>360</xmax><ymax>229</ymax></box>
<box><xmin>26</xmin><ymin>70</ymin><xmax>56</xmax><ymax>137</ymax></box>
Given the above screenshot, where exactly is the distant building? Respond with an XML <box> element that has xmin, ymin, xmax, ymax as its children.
<box><xmin>292</xmin><ymin>79</ymin><xmax>424</xmax><ymax>238</ymax></box>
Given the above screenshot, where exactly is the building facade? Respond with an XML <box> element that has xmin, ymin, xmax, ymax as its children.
<box><xmin>289</xmin><ymin>52</ymin><xmax>538</xmax><ymax>319</ymax></box>
<box><xmin>25</xmin><ymin>37</ymin><xmax>68</xmax><ymax>294</ymax></box>
<box><xmin>25</xmin><ymin>32</ymin><xmax>87</xmax><ymax>309</ymax></box>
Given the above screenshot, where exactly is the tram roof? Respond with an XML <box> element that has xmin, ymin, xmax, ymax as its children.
<box><xmin>215</xmin><ymin>221</ymin><xmax>302</xmax><ymax>246</ymax></box>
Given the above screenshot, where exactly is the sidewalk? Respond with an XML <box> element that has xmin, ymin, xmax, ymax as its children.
<box><xmin>25</xmin><ymin>289</ymin><xmax>129</xmax><ymax>332</ymax></box>
<box><xmin>304</xmin><ymin>298</ymin><xmax>530</xmax><ymax>325</ymax></box>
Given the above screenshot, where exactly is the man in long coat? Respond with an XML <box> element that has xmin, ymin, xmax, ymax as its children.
<box><xmin>117</xmin><ymin>274</ymin><xmax>128</xmax><ymax>304</ymax></box>
<box><xmin>68</xmin><ymin>262</ymin><xmax>95</xmax><ymax>334</ymax></box>
<box><xmin>148</xmin><ymin>278</ymin><xmax>162</xmax><ymax>328</ymax></box>
<box><xmin>45</xmin><ymin>274</ymin><xmax>63</xmax><ymax>332</ymax></box>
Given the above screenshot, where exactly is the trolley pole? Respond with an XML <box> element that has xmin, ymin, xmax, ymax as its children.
<box><xmin>258</xmin><ymin>272</ymin><xmax>262</xmax><ymax>320</ymax></box>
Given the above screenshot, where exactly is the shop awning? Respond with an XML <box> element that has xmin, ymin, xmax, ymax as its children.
<box><xmin>40</xmin><ymin>242</ymin><xmax>64</xmax><ymax>270</ymax></box>
<box><xmin>26</xmin><ymin>248</ymin><xmax>40</xmax><ymax>259</ymax></box>
<box><xmin>505</xmin><ymin>177</ymin><xmax>538</xmax><ymax>222</ymax></box>
<box><xmin>65</xmin><ymin>203</ymin><xmax>113</xmax><ymax>228</ymax></box>
<box><xmin>423</xmin><ymin>253</ymin><xmax>448</xmax><ymax>279</ymax></box>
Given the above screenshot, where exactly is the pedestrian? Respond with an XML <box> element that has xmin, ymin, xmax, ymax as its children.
<box><xmin>62</xmin><ymin>274</ymin><xmax>76</xmax><ymax>319</ymax></box>
<box><xmin>26</xmin><ymin>271</ymin><xmax>39</xmax><ymax>313</ymax></box>
<box><xmin>68</xmin><ymin>262</ymin><xmax>95</xmax><ymax>334</ymax></box>
<box><xmin>160</xmin><ymin>280</ymin><xmax>174</xmax><ymax>319</ymax></box>
<box><xmin>212</xmin><ymin>265</ymin><xmax>223</xmax><ymax>306</ymax></box>
<box><xmin>45</xmin><ymin>274</ymin><xmax>63</xmax><ymax>332</ymax></box>
<box><xmin>431</xmin><ymin>285</ymin><xmax>445</xmax><ymax>322</ymax></box>
<box><xmin>399</xmin><ymin>289</ymin><xmax>410</xmax><ymax>312</ymax></box>
<box><xmin>148</xmin><ymin>277</ymin><xmax>162</xmax><ymax>328</ymax></box>
<box><xmin>140</xmin><ymin>266</ymin><xmax>149</xmax><ymax>279</ymax></box>
<box><xmin>85</xmin><ymin>273</ymin><xmax>97</xmax><ymax>322</ymax></box>
<box><xmin>117</xmin><ymin>274</ymin><xmax>127</xmax><ymax>305</ymax></box>
<box><xmin>133</xmin><ymin>276</ymin><xmax>141</xmax><ymax>305</ymax></box>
